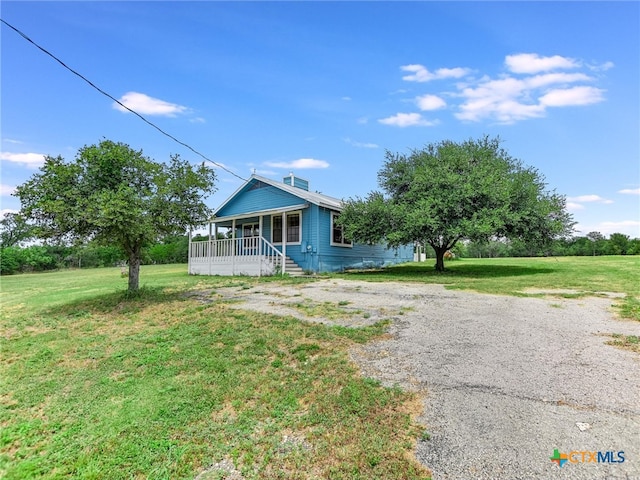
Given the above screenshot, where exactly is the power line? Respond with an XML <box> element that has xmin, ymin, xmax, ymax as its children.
<box><xmin>1</xmin><ymin>18</ymin><xmax>318</xmax><ymax>211</ymax></box>
<box><xmin>0</xmin><ymin>17</ymin><xmax>247</xmax><ymax>183</ymax></box>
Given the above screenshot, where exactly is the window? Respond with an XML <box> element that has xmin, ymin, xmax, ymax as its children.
<box><xmin>272</xmin><ymin>216</ymin><xmax>282</xmax><ymax>243</ymax></box>
<box><xmin>331</xmin><ymin>212</ymin><xmax>352</xmax><ymax>247</ymax></box>
<box><xmin>287</xmin><ymin>214</ymin><xmax>300</xmax><ymax>243</ymax></box>
<box><xmin>272</xmin><ymin>212</ymin><xmax>301</xmax><ymax>244</ymax></box>
<box><xmin>242</xmin><ymin>223</ymin><xmax>259</xmax><ymax>237</ymax></box>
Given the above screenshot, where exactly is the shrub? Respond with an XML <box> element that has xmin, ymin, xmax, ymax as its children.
<box><xmin>0</xmin><ymin>247</ymin><xmax>23</xmax><ymax>274</ymax></box>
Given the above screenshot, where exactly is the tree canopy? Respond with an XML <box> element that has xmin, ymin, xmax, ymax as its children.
<box><xmin>16</xmin><ymin>140</ymin><xmax>216</xmax><ymax>290</ymax></box>
<box><xmin>0</xmin><ymin>213</ymin><xmax>33</xmax><ymax>248</ymax></box>
<box><xmin>338</xmin><ymin>136</ymin><xmax>574</xmax><ymax>271</ymax></box>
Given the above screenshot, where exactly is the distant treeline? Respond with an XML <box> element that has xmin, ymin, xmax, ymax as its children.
<box><xmin>432</xmin><ymin>232</ymin><xmax>640</xmax><ymax>259</ymax></box>
<box><xmin>0</xmin><ymin>234</ymin><xmax>192</xmax><ymax>275</ymax></box>
<box><xmin>1</xmin><ymin>232</ymin><xmax>638</xmax><ymax>275</ymax></box>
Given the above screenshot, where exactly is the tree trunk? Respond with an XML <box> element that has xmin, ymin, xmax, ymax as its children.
<box><xmin>433</xmin><ymin>245</ymin><xmax>447</xmax><ymax>272</ymax></box>
<box><xmin>128</xmin><ymin>249</ymin><xmax>141</xmax><ymax>292</ymax></box>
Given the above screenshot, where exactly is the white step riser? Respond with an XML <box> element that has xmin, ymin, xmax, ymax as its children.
<box><xmin>282</xmin><ymin>256</ymin><xmax>304</xmax><ymax>276</ymax></box>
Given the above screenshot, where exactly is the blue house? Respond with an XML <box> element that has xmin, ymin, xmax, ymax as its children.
<box><xmin>188</xmin><ymin>174</ymin><xmax>413</xmax><ymax>276</ymax></box>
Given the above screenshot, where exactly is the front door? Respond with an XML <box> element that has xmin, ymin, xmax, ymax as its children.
<box><xmin>242</xmin><ymin>223</ymin><xmax>260</xmax><ymax>254</ymax></box>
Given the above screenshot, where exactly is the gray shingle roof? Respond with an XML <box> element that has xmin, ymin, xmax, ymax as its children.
<box><xmin>213</xmin><ymin>174</ymin><xmax>344</xmax><ymax>219</ymax></box>
<box><xmin>252</xmin><ymin>174</ymin><xmax>343</xmax><ymax>210</ymax></box>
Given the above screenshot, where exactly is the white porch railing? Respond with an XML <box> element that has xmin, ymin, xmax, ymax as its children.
<box><xmin>189</xmin><ymin>236</ymin><xmax>284</xmax><ymax>276</ymax></box>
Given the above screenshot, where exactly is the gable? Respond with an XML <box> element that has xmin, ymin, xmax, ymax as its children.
<box><xmin>215</xmin><ymin>181</ymin><xmax>306</xmax><ymax>218</ymax></box>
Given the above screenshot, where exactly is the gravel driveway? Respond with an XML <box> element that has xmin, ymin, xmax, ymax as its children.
<box><xmin>216</xmin><ymin>279</ymin><xmax>640</xmax><ymax>479</ymax></box>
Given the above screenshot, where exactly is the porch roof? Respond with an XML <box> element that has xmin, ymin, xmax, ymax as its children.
<box><xmin>211</xmin><ymin>203</ymin><xmax>309</xmax><ymax>225</ymax></box>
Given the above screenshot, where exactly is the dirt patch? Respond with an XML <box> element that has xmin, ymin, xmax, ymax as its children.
<box><xmin>195</xmin><ymin>459</ymin><xmax>244</xmax><ymax>480</ymax></box>
<box><xmin>209</xmin><ymin>279</ymin><xmax>423</xmax><ymax>327</ymax></box>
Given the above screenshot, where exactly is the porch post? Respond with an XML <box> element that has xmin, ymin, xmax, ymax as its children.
<box><xmin>281</xmin><ymin>212</ymin><xmax>286</xmax><ymax>275</ymax></box>
<box><xmin>258</xmin><ymin>215</ymin><xmax>264</xmax><ymax>277</ymax></box>
<box><xmin>208</xmin><ymin>222</ymin><xmax>213</xmax><ymax>276</ymax></box>
<box><xmin>214</xmin><ymin>223</ymin><xmax>218</xmax><ymax>257</ymax></box>
<box><xmin>232</xmin><ymin>219</ymin><xmax>236</xmax><ymax>275</ymax></box>
<box><xmin>188</xmin><ymin>228</ymin><xmax>192</xmax><ymax>274</ymax></box>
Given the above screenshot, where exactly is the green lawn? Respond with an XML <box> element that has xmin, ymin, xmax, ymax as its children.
<box><xmin>337</xmin><ymin>256</ymin><xmax>640</xmax><ymax>320</ymax></box>
<box><xmin>1</xmin><ymin>256</ymin><xmax>637</xmax><ymax>479</ymax></box>
<box><xmin>0</xmin><ymin>266</ymin><xmax>429</xmax><ymax>480</ymax></box>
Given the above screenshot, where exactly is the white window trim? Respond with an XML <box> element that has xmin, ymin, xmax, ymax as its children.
<box><xmin>271</xmin><ymin>211</ymin><xmax>302</xmax><ymax>245</ymax></box>
<box><xmin>330</xmin><ymin>212</ymin><xmax>352</xmax><ymax>248</ymax></box>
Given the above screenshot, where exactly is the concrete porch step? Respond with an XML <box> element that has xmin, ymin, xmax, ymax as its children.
<box><xmin>283</xmin><ymin>256</ymin><xmax>305</xmax><ymax>276</ymax></box>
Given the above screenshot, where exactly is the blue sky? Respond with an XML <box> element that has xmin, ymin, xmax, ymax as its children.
<box><xmin>2</xmin><ymin>1</ymin><xmax>639</xmax><ymax>238</ymax></box>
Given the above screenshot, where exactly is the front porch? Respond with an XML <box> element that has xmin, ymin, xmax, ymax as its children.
<box><xmin>188</xmin><ymin>236</ymin><xmax>303</xmax><ymax>276</ymax></box>
<box><xmin>188</xmin><ymin>203</ymin><xmax>308</xmax><ymax>276</ymax></box>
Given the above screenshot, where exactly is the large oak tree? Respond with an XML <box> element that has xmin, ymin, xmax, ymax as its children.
<box><xmin>338</xmin><ymin>136</ymin><xmax>574</xmax><ymax>271</ymax></box>
<box><xmin>16</xmin><ymin>140</ymin><xmax>216</xmax><ymax>291</ymax></box>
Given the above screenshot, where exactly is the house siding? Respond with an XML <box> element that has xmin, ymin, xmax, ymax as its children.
<box><xmin>315</xmin><ymin>207</ymin><xmax>413</xmax><ymax>272</ymax></box>
<box><xmin>198</xmin><ymin>176</ymin><xmax>414</xmax><ymax>275</ymax></box>
<box><xmin>229</xmin><ymin>205</ymin><xmax>412</xmax><ymax>273</ymax></box>
<box><xmin>272</xmin><ymin>207</ymin><xmax>316</xmax><ymax>272</ymax></box>
<box><xmin>217</xmin><ymin>183</ymin><xmax>304</xmax><ymax>217</ymax></box>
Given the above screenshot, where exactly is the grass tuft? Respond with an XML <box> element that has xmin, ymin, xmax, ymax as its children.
<box><xmin>607</xmin><ymin>333</ymin><xmax>640</xmax><ymax>353</ymax></box>
<box><xmin>288</xmin><ymin>298</ymin><xmax>362</xmax><ymax>320</ymax></box>
<box><xmin>616</xmin><ymin>296</ymin><xmax>640</xmax><ymax>321</ymax></box>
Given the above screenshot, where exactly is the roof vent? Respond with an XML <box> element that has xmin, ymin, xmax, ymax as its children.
<box><xmin>283</xmin><ymin>173</ymin><xmax>309</xmax><ymax>191</ymax></box>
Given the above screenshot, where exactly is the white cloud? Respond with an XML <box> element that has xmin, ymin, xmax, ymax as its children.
<box><xmin>539</xmin><ymin>86</ymin><xmax>605</xmax><ymax>107</ymax></box>
<box><xmin>576</xmin><ymin>220</ymin><xmax>640</xmax><ymax>237</ymax></box>
<box><xmin>525</xmin><ymin>72</ymin><xmax>592</xmax><ymax>89</ymax></box>
<box><xmin>2</xmin><ymin>139</ymin><xmax>23</xmax><ymax>145</ymax></box>
<box><xmin>190</xmin><ymin>117</ymin><xmax>206</xmax><ymax>124</ymax></box>
<box><xmin>455</xmin><ymin>76</ymin><xmax>542</xmax><ymax>122</ymax></box>
<box><xmin>342</xmin><ymin>96</ymin><xmax>352</xmax><ymax>101</ymax></box>
<box><xmin>455</xmin><ymin>70</ymin><xmax>604</xmax><ymax>123</ymax></box>
<box><xmin>378</xmin><ymin>112</ymin><xmax>436</xmax><ymax>127</ymax></box>
<box><xmin>455</xmin><ymin>76</ymin><xmax>547</xmax><ymax>122</ymax></box>
<box><xmin>1</xmin><ymin>184</ymin><xmax>16</xmax><ymax>196</ymax></box>
<box><xmin>566</xmin><ymin>195</ymin><xmax>614</xmax><ymax>212</ymax></box>
<box><xmin>505</xmin><ymin>53</ymin><xmax>580</xmax><ymax>74</ymax></box>
<box><xmin>619</xmin><ymin>188</ymin><xmax>640</xmax><ymax>195</ymax></box>
<box><xmin>113</xmin><ymin>92</ymin><xmax>189</xmax><ymax>117</ymax></box>
<box><xmin>357</xmin><ymin>116</ymin><xmax>369</xmax><ymax>124</ymax></box>
<box><xmin>0</xmin><ymin>152</ymin><xmax>46</xmax><ymax>169</ymax></box>
<box><xmin>391</xmin><ymin>52</ymin><xmax>609</xmax><ymax>125</ymax></box>
<box><xmin>416</xmin><ymin>94</ymin><xmax>446</xmax><ymax>111</ymax></box>
<box><xmin>567</xmin><ymin>195</ymin><xmax>613</xmax><ymax>203</ymax></box>
<box><xmin>588</xmin><ymin>61</ymin><xmax>615</xmax><ymax>72</ymax></box>
<box><xmin>265</xmin><ymin>158</ymin><xmax>330</xmax><ymax>169</ymax></box>
<box><xmin>566</xmin><ymin>202</ymin><xmax>585</xmax><ymax>211</ymax></box>
<box><xmin>401</xmin><ymin>64</ymin><xmax>470</xmax><ymax>82</ymax></box>
<box><xmin>344</xmin><ymin>138</ymin><xmax>379</xmax><ymax>149</ymax></box>
<box><xmin>1</xmin><ymin>208</ymin><xmax>19</xmax><ymax>219</ymax></box>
